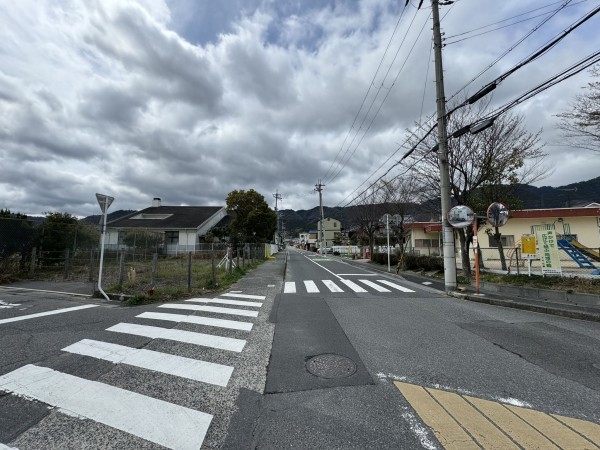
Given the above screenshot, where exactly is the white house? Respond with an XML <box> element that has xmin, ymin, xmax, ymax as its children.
<box><xmin>105</xmin><ymin>198</ymin><xmax>228</xmax><ymax>254</ymax></box>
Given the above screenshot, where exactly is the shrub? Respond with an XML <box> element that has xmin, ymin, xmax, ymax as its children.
<box><xmin>400</xmin><ymin>254</ymin><xmax>443</xmax><ymax>272</ymax></box>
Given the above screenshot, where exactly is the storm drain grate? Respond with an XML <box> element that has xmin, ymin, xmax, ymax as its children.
<box><xmin>306</xmin><ymin>354</ymin><xmax>357</xmax><ymax>379</ymax></box>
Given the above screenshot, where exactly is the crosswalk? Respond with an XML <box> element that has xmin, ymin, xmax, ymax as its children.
<box><xmin>0</xmin><ymin>291</ymin><xmax>266</xmax><ymax>449</ymax></box>
<box><xmin>283</xmin><ymin>279</ymin><xmax>416</xmax><ymax>294</ymax></box>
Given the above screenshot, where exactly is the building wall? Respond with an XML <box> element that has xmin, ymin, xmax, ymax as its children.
<box><xmin>477</xmin><ymin>216</ymin><xmax>600</xmax><ymax>248</ymax></box>
<box><xmin>317</xmin><ymin>218</ymin><xmax>341</xmax><ymax>247</ymax></box>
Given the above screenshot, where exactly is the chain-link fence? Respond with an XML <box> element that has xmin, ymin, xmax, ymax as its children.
<box><xmin>1</xmin><ymin>218</ymin><xmax>270</xmax><ymax>293</ymax></box>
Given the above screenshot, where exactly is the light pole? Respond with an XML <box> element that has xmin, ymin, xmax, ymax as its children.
<box><xmin>95</xmin><ymin>193</ymin><xmax>114</xmax><ymax>302</ymax></box>
<box><xmin>383</xmin><ymin>213</ymin><xmax>392</xmax><ymax>272</ymax></box>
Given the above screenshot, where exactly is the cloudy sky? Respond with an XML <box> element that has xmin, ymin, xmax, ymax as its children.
<box><xmin>1</xmin><ymin>0</ymin><xmax>599</xmax><ymax>217</ymax></box>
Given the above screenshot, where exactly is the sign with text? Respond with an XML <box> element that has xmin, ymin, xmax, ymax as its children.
<box><xmin>520</xmin><ymin>234</ymin><xmax>537</xmax><ymax>259</ymax></box>
<box><xmin>536</xmin><ymin>230</ymin><xmax>562</xmax><ymax>275</ymax></box>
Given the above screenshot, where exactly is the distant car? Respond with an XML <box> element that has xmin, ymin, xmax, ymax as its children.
<box><xmin>324</xmin><ymin>247</ymin><xmax>333</xmax><ymax>254</ymax></box>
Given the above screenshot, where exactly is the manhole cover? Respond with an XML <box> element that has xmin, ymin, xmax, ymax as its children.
<box><xmin>306</xmin><ymin>354</ymin><xmax>357</xmax><ymax>379</ymax></box>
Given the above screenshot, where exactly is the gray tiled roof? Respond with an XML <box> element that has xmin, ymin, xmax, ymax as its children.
<box><xmin>107</xmin><ymin>206</ymin><xmax>224</xmax><ymax>229</ymax></box>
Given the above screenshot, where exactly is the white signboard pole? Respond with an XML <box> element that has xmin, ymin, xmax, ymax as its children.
<box><xmin>96</xmin><ymin>194</ymin><xmax>114</xmax><ymax>301</ymax></box>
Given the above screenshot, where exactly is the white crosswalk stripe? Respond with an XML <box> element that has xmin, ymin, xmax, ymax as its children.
<box><xmin>376</xmin><ymin>279</ymin><xmax>416</xmax><ymax>292</ymax></box>
<box><xmin>282</xmin><ymin>279</ymin><xmax>417</xmax><ymax>294</ymax></box>
<box><xmin>359</xmin><ymin>279</ymin><xmax>391</xmax><ymax>292</ymax></box>
<box><xmin>185</xmin><ymin>297</ymin><xmax>263</xmax><ymax>307</ymax></box>
<box><xmin>2</xmin><ymin>287</ymin><xmax>269</xmax><ymax>449</ymax></box>
<box><xmin>221</xmin><ymin>292</ymin><xmax>266</xmax><ymax>300</ymax></box>
<box><xmin>107</xmin><ymin>322</ymin><xmax>246</xmax><ymax>352</ymax></box>
<box><xmin>0</xmin><ymin>364</ymin><xmax>212</xmax><ymax>450</ymax></box>
<box><xmin>62</xmin><ymin>339</ymin><xmax>234</xmax><ymax>386</ymax></box>
<box><xmin>304</xmin><ymin>280</ymin><xmax>319</xmax><ymax>293</ymax></box>
<box><xmin>323</xmin><ymin>279</ymin><xmax>344</xmax><ymax>292</ymax></box>
<box><xmin>158</xmin><ymin>303</ymin><xmax>259</xmax><ymax>317</ymax></box>
<box><xmin>339</xmin><ymin>279</ymin><xmax>368</xmax><ymax>292</ymax></box>
<box><xmin>137</xmin><ymin>311</ymin><xmax>254</xmax><ymax>331</ymax></box>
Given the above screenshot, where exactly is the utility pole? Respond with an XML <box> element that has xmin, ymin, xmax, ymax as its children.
<box><xmin>315</xmin><ymin>181</ymin><xmax>326</xmax><ymax>254</ymax></box>
<box><xmin>273</xmin><ymin>191</ymin><xmax>282</xmax><ymax>246</ymax></box>
<box><xmin>431</xmin><ymin>0</ymin><xmax>457</xmax><ymax>291</ymax></box>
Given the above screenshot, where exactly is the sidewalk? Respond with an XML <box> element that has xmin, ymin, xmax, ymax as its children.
<box><xmin>346</xmin><ymin>257</ymin><xmax>600</xmax><ymax>322</ymax></box>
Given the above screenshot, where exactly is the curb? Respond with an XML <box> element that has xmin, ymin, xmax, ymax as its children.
<box><xmin>449</xmin><ymin>291</ymin><xmax>600</xmax><ymax>323</ymax></box>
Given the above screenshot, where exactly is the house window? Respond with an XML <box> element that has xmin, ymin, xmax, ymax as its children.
<box><xmin>334</xmin><ymin>222</ymin><xmax>337</xmax><ymax>228</ymax></box>
<box><xmin>415</xmin><ymin>239</ymin><xmax>437</xmax><ymax>247</ymax></box>
<box><xmin>487</xmin><ymin>235</ymin><xmax>514</xmax><ymax>248</ymax></box>
<box><xmin>165</xmin><ymin>231</ymin><xmax>179</xmax><ymax>244</ymax></box>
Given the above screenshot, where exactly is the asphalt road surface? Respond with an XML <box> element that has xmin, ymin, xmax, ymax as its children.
<box><xmin>2</xmin><ymin>250</ymin><xmax>599</xmax><ymax>449</ymax></box>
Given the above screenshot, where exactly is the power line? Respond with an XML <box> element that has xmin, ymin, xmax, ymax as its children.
<box><xmin>444</xmin><ymin>0</ymin><xmax>588</xmax><ymax>44</ymax></box>
<box><xmin>323</xmin><ymin>7</ymin><xmax>423</xmax><ymax>185</ymax></box>
<box><xmin>445</xmin><ymin>0</ymin><xmax>574</xmax><ymax>107</ymax></box>
<box><xmin>324</xmin><ymin>9</ymin><xmax>432</xmax><ymax>186</ymax></box>
<box><xmin>321</xmin><ymin>4</ymin><xmax>410</xmax><ymax>183</ymax></box>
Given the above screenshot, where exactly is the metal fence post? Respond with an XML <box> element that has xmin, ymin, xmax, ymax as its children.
<box><xmin>236</xmin><ymin>247</ymin><xmax>240</xmax><ymax>270</ymax></box>
<box><xmin>118</xmin><ymin>252</ymin><xmax>125</xmax><ymax>286</ymax></box>
<box><xmin>30</xmin><ymin>247</ymin><xmax>36</xmax><ymax>276</ymax></box>
<box><xmin>211</xmin><ymin>249</ymin><xmax>216</xmax><ymax>285</ymax></box>
<box><xmin>515</xmin><ymin>247</ymin><xmax>520</xmax><ymax>276</ymax></box>
<box><xmin>187</xmin><ymin>252</ymin><xmax>192</xmax><ymax>292</ymax></box>
<box><xmin>64</xmin><ymin>248</ymin><xmax>70</xmax><ymax>280</ymax></box>
<box><xmin>88</xmin><ymin>249</ymin><xmax>95</xmax><ymax>282</ymax></box>
<box><xmin>152</xmin><ymin>253</ymin><xmax>158</xmax><ymax>285</ymax></box>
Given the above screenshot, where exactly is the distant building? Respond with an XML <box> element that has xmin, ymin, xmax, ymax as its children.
<box><xmin>105</xmin><ymin>197</ymin><xmax>227</xmax><ymax>254</ymax></box>
<box><xmin>405</xmin><ymin>205</ymin><xmax>600</xmax><ymax>271</ymax></box>
<box><xmin>317</xmin><ymin>217</ymin><xmax>341</xmax><ymax>248</ymax></box>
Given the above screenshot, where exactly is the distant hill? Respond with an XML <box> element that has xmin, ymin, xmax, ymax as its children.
<box><xmin>281</xmin><ymin>177</ymin><xmax>600</xmax><ymax>232</ymax></box>
<box><xmin>512</xmin><ymin>176</ymin><xmax>600</xmax><ymax>209</ymax></box>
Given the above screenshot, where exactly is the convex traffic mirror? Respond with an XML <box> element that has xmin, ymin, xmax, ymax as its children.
<box><xmin>487</xmin><ymin>202</ymin><xmax>509</xmax><ymax>227</ymax></box>
<box><xmin>448</xmin><ymin>205</ymin><xmax>475</xmax><ymax>229</ymax></box>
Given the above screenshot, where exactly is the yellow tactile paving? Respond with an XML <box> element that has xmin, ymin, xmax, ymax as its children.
<box><xmin>552</xmin><ymin>414</ymin><xmax>600</xmax><ymax>446</ymax></box>
<box><xmin>394</xmin><ymin>381</ymin><xmax>600</xmax><ymax>450</ymax></box>
<box><xmin>426</xmin><ymin>388</ymin><xmax>519</xmax><ymax>450</ymax></box>
<box><xmin>394</xmin><ymin>382</ymin><xmax>479</xmax><ymax>450</ymax></box>
<box><xmin>507</xmin><ymin>406</ymin><xmax>599</xmax><ymax>450</ymax></box>
<box><xmin>465</xmin><ymin>395</ymin><xmax>559</xmax><ymax>450</ymax></box>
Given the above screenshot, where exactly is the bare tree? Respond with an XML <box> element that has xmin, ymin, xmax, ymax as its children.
<box><xmin>403</xmin><ymin>101</ymin><xmax>548</xmax><ymax>276</ymax></box>
<box><xmin>556</xmin><ymin>65</ymin><xmax>600</xmax><ymax>153</ymax></box>
<box><xmin>378</xmin><ymin>177</ymin><xmax>421</xmax><ymax>257</ymax></box>
<box><xmin>346</xmin><ymin>186</ymin><xmax>387</xmax><ymax>259</ymax></box>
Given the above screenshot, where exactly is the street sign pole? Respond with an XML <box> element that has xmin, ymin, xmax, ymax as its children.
<box><xmin>386</xmin><ymin>215</ymin><xmax>391</xmax><ymax>273</ymax></box>
<box><xmin>96</xmin><ymin>193</ymin><xmax>114</xmax><ymax>302</ymax></box>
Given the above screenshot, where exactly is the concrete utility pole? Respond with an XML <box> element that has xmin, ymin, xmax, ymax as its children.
<box><xmin>431</xmin><ymin>0</ymin><xmax>457</xmax><ymax>291</ymax></box>
<box><xmin>315</xmin><ymin>181</ymin><xmax>326</xmax><ymax>254</ymax></box>
<box><xmin>273</xmin><ymin>191</ymin><xmax>282</xmax><ymax>246</ymax></box>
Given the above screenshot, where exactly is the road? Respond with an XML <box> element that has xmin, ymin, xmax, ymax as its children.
<box><xmin>226</xmin><ymin>247</ymin><xmax>600</xmax><ymax>449</ymax></box>
<box><xmin>1</xmin><ymin>249</ymin><xmax>599</xmax><ymax>449</ymax></box>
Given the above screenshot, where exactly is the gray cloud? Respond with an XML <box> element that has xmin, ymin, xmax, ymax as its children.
<box><xmin>0</xmin><ymin>0</ymin><xmax>598</xmax><ymax>218</ymax></box>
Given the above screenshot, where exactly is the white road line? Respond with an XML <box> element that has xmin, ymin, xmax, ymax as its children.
<box><xmin>0</xmin><ymin>364</ymin><xmax>212</xmax><ymax>450</ymax></box>
<box><xmin>377</xmin><ymin>279</ymin><xmax>416</xmax><ymax>293</ymax></box>
<box><xmin>107</xmin><ymin>322</ymin><xmax>246</xmax><ymax>352</ymax></box>
<box><xmin>340</xmin><ymin>279</ymin><xmax>368</xmax><ymax>293</ymax></box>
<box><xmin>337</xmin><ymin>273</ymin><xmax>377</xmax><ymax>276</ymax></box>
<box><xmin>137</xmin><ymin>312</ymin><xmax>253</xmax><ymax>331</ymax></box>
<box><xmin>359</xmin><ymin>280</ymin><xmax>391</xmax><ymax>292</ymax></box>
<box><xmin>221</xmin><ymin>293</ymin><xmax>266</xmax><ymax>300</ymax></box>
<box><xmin>185</xmin><ymin>298</ymin><xmax>263</xmax><ymax>307</ymax></box>
<box><xmin>0</xmin><ymin>286</ymin><xmax>91</xmax><ymax>298</ymax></box>
<box><xmin>284</xmin><ymin>282</ymin><xmax>296</xmax><ymax>293</ymax></box>
<box><xmin>322</xmin><ymin>280</ymin><xmax>344</xmax><ymax>292</ymax></box>
<box><xmin>0</xmin><ymin>304</ymin><xmax>98</xmax><ymax>325</ymax></box>
<box><xmin>63</xmin><ymin>339</ymin><xmax>233</xmax><ymax>386</ymax></box>
<box><xmin>304</xmin><ymin>280</ymin><xmax>320</xmax><ymax>293</ymax></box>
<box><xmin>422</xmin><ymin>281</ymin><xmax>433</xmax><ymax>285</ymax></box>
<box><xmin>158</xmin><ymin>304</ymin><xmax>258</xmax><ymax>317</ymax></box>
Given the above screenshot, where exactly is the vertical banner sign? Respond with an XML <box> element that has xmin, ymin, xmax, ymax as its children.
<box><xmin>537</xmin><ymin>230</ymin><xmax>562</xmax><ymax>275</ymax></box>
<box><xmin>520</xmin><ymin>234</ymin><xmax>537</xmax><ymax>259</ymax></box>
